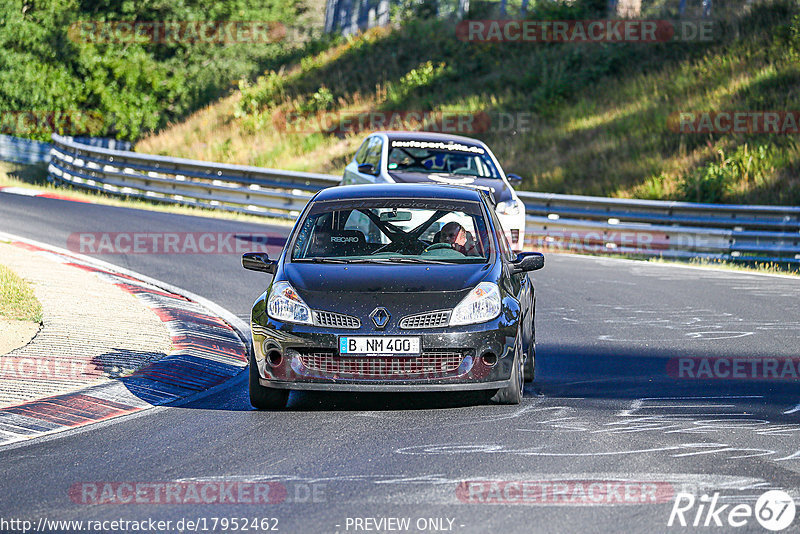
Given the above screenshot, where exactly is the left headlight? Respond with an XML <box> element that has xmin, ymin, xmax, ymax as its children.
<box><xmin>267</xmin><ymin>281</ymin><xmax>312</xmax><ymax>324</ymax></box>
<box><xmin>496</xmin><ymin>199</ymin><xmax>521</xmax><ymax>216</ymax></box>
<box><xmin>449</xmin><ymin>282</ymin><xmax>502</xmax><ymax>326</ymax></box>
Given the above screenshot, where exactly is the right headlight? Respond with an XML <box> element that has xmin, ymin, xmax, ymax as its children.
<box><xmin>449</xmin><ymin>282</ymin><xmax>502</xmax><ymax>326</ymax></box>
<box><xmin>267</xmin><ymin>281</ymin><xmax>312</xmax><ymax>324</ymax></box>
<box><xmin>496</xmin><ymin>200</ymin><xmax>521</xmax><ymax>216</ymax></box>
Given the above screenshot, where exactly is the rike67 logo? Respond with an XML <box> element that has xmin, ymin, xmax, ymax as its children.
<box><xmin>668</xmin><ymin>490</ymin><xmax>796</xmax><ymax>531</ymax></box>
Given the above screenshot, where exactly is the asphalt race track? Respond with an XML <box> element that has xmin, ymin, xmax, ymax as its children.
<box><xmin>1</xmin><ymin>192</ymin><xmax>799</xmax><ymax>533</ymax></box>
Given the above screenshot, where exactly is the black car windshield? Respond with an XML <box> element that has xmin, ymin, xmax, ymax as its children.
<box><xmin>387</xmin><ymin>140</ymin><xmax>500</xmax><ymax>178</ymax></box>
<box><xmin>292</xmin><ymin>198</ymin><xmax>495</xmax><ymax>264</ymax></box>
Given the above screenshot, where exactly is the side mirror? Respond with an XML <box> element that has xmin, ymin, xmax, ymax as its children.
<box><xmin>358</xmin><ymin>163</ymin><xmax>378</xmax><ymax>175</ymax></box>
<box><xmin>510</xmin><ymin>252</ymin><xmax>544</xmax><ymax>273</ymax></box>
<box><xmin>506</xmin><ymin>173</ymin><xmax>523</xmax><ymax>185</ymax></box>
<box><xmin>242</xmin><ymin>252</ymin><xmax>277</xmax><ymax>274</ymax></box>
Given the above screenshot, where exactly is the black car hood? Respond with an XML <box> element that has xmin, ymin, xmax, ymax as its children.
<box><xmin>284</xmin><ymin>263</ymin><xmax>491</xmax><ymax>294</ymax></box>
<box><xmin>387</xmin><ymin>171</ymin><xmax>513</xmax><ymax>203</ymax></box>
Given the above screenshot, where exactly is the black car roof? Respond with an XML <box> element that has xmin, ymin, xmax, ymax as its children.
<box><xmin>313</xmin><ymin>183</ymin><xmax>486</xmax><ymax>203</ymax></box>
<box><xmin>376</xmin><ymin>131</ymin><xmax>488</xmax><ymax>146</ymax></box>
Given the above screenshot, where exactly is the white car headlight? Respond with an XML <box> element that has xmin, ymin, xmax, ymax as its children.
<box><xmin>496</xmin><ymin>200</ymin><xmax>521</xmax><ymax>216</ymax></box>
<box><xmin>449</xmin><ymin>282</ymin><xmax>502</xmax><ymax>326</ymax></box>
<box><xmin>267</xmin><ymin>281</ymin><xmax>312</xmax><ymax>324</ymax></box>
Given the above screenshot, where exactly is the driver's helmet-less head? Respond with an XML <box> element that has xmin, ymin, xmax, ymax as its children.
<box><xmin>439</xmin><ymin>221</ymin><xmax>465</xmax><ymax>244</ymax></box>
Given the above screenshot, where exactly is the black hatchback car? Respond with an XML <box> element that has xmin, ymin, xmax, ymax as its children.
<box><xmin>242</xmin><ymin>183</ymin><xmax>543</xmax><ymax>408</ymax></box>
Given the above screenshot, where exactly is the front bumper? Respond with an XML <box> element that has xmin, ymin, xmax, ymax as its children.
<box><xmin>251</xmin><ymin>315</ymin><xmax>518</xmax><ymax>393</ymax></box>
<box><xmin>260</xmin><ymin>378</ymin><xmax>512</xmax><ymax>392</ymax></box>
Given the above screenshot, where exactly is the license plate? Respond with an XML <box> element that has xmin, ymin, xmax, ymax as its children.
<box><xmin>339</xmin><ymin>336</ymin><xmax>421</xmax><ymax>356</ymax></box>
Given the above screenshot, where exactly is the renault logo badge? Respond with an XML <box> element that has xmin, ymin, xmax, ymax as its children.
<box><xmin>370</xmin><ymin>307</ymin><xmax>390</xmax><ymax>329</ymax></box>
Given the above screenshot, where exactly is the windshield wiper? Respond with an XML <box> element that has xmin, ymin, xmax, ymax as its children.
<box><xmin>297</xmin><ymin>257</ymin><xmax>476</xmax><ymax>265</ymax></box>
<box><xmin>295</xmin><ymin>258</ymin><xmax>413</xmax><ymax>265</ymax></box>
<box><xmin>372</xmin><ymin>256</ymin><xmax>462</xmax><ymax>265</ymax></box>
<box><xmin>295</xmin><ymin>258</ymin><xmax>353</xmax><ymax>264</ymax></box>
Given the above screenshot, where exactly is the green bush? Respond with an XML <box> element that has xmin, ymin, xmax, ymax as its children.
<box><xmin>295</xmin><ymin>86</ymin><xmax>334</xmax><ymax>113</ymax></box>
<box><xmin>386</xmin><ymin>61</ymin><xmax>450</xmax><ymax>106</ymax></box>
<box><xmin>0</xmin><ymin>0</ymin><xmax>302</xmax><ymax>141</ymax></box>
<box><xmin>679</xmin><ymin>144</ymin><xmax>781</xmax><ymax>203</ymax></box>
<box><xmin>237</xmin><ymin>71</ymin><xmax>287</xmax><ymax>116</ymax></box>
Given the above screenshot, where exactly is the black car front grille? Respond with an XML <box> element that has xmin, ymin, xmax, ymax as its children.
<box><xmin>297</xmin><ymin>349</ymin><xmax>465</xmax><ymax>377</ymax></box>
<box><xmin>313</xmin><ymin>310</ymin><xmax>361</xmax><ymax>329</ymax></box>
<box><xmin>399</xmin><ymin>310</ymin><xmax>450</xmax><ymax>329</ymax></box>
<box><xmin>511</xmin><ymin>229</ymin><xmax>520</xmax><ymax>244</ymax></box>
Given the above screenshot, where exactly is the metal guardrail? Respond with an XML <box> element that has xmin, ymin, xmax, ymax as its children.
<box><xmin>0</xmin><ymin>134</ymin><xmax>52</xmax><ymax>164</ymax></box>
<box><xmin>517</xmin><ymin>191</ymin><xmax>800</xmax><ymax>263</ymax></box>
<box><xmin>49</xmin><ymin>134</ymin><xmax>339</xmax><ymax>219</ymax></box>
<box><xmin>68</xmin><ymin>136</ymin><xmax>132</xmax><ymax>151</ymax></box>
<box><xmin>1</xmin><ymin>134</ymin><xmax>132</xmax><ymax>166</ymax></box>
<box><xmin>48</xmin><ymin>133</ymin><xmax>800</xmax><ymax>263</ymax></box>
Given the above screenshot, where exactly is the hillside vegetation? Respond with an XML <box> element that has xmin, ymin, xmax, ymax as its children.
<box><xmin>119</xmin><ymin>1</ymin><xmax>800</xmax><ymax>203</ymax></box>
<box><xmin>0</xmin><ymin>0</ymin><xmax>314</xmax><ymax>141</ymax></box>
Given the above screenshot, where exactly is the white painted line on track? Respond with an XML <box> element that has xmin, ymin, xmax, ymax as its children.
<box><xmin>0</xmin><ymin>186</ymin><xmax>41</xmax><ymax>196</ymax></box>
<box><xmin>550</xmin><ymin>251</ymin><xmax>800</xmax><ymax>280</ymax></box>
<box><xmin>784</xmin><ymin>402</ymin><xmax>800</xmax><ymax>415</ymax></box>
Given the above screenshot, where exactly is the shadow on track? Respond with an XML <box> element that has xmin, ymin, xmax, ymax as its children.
<box><xmin>172</xmin><ymin>341</ymin><xmax>800</xmax><ymax>418</ymax></box>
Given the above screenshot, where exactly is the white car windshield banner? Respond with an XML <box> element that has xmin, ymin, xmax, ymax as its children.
<box><xmin>391</xmin><ymin>140</ymin><xmax>486</xmax><ymax>154</ymax></box>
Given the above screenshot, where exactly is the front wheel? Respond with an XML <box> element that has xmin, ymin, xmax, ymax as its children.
<box><xmin>490</xmin><ymin>333</ymin><xmax>523</xmax><ymax>405</ymax></box>
<box><xmin>524</xmin><ymin>297</ymin><xmax>536</xmax><ymax>383</ymax></box>
<box><xmin>249</xmin><ymin>349</ymin><xmax>289</xmax><ymax>410</ymax></box>
<box><xmin>523</xmin><ymin>344</ymin><xmax>535</xmax><ymax>383</ymax></box>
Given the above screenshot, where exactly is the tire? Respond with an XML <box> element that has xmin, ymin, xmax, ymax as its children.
<box><xmin>491</xmin><ymin>333</ymin><xmax>524</xmax><ymax>405</ymax></box>
<box><xmin>524</xmin><ymin>298</ymin><xmax>536</xmax><ymax>382</ymax></box>
<box><xmin>523</xmin><ymin>344</ymin><xmax>535</xmax><ymax>383</ymax></box>
<box><xmin>249</xmin><ymin>349</ymin><xmax>289</xmax><ymax>410</ymax></box>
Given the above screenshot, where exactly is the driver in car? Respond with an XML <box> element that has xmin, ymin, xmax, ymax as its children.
<box><xmin>438</xmin><ymin>221</ymin><xmax>479</xmax><ymax>256</ymax></box>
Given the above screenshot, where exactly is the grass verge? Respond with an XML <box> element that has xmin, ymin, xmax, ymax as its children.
<box><xmin>0</xmin><ymin>264</ymin><xmax>43</xmax><ymax>323</ymax></box>
<box><xmin>645</xmin><ymin>256</ymin><xmax>800</xmax><ymax>277</ymax></box>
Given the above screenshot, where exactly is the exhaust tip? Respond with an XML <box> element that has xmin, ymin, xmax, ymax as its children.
<box><xmin>264</xmin><ymin>345</ymin><xmax>283</xmax><ymax>367</ymax></box>
<box><xmin>482</xmin><ymin>352</ymin><xmax>498</xmax><ymax>367</ymax></box>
